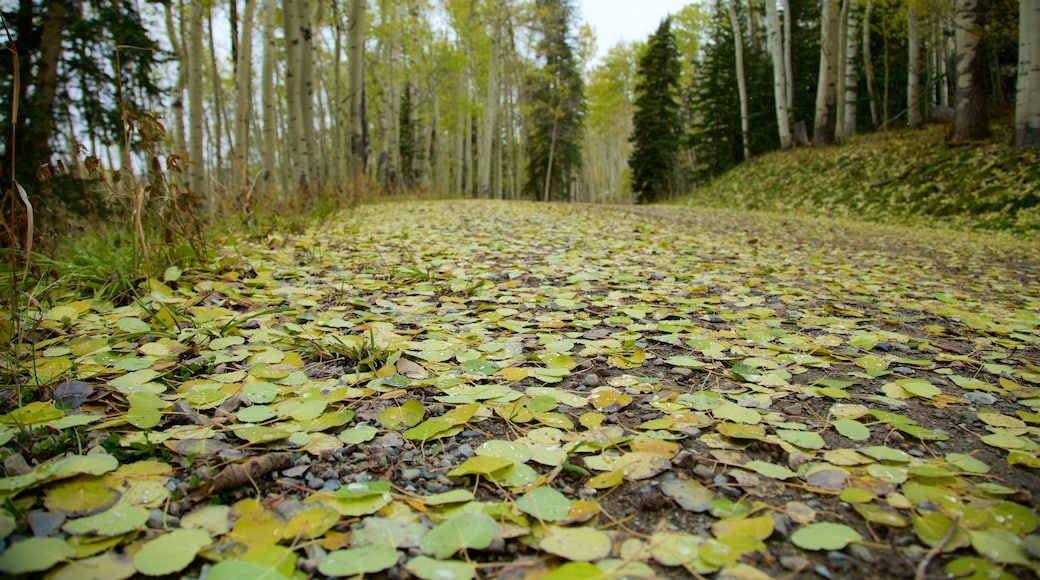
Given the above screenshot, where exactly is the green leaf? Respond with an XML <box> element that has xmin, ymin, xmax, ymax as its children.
<box><xmin>335</xmin><ymin>480</ymin><xmax>391</xmax><ymax>500</ymax></box>
<box><xmin>0</xmin><ymin>537</ymin><xmax>75</xmax><ymax>574</ymax></box>
<box><xmin>208</xmin><ymin>560</ymin><xmax>290</xmax><ymax>580</ymax></box>
<box><xmin>379</xmin><ymin>399</ymin><xmax>425</xmax><ymax>430</ymax></box>
<box><xmin>790</xmin><ymin>522</ymin><xmax>862</xmax><ymax>550</ymax></box>
<box><xmin>133</xmin><ymin>528</ymin><xmax>211</xmax><ymax>576</ymax></box>
<box><xmin>420</xmin><ymin>513</ymin><xmax>497</xmax><ymax>559</ymax></box>
<box><xmin>969</xmin><ymin>530</ymin><xmax>1030</xmax><ymax>565</ymax></box>
<box><xmin>447</xmin><ymin>456</ymin><xmax>513</xmax><ymax>478</ymax></box>
<box><xmin>406</xmin><ymin>556</ymin><xmax>476</xmax><ymax>580</ymax></box>
<box><xmin>516</xmin><ymin>486</ymin><xmax>571</xmax><ymax>521</ymax></box>
<box><xmin>776</xmin><ymin>429</ymin><xmax>826</xmax><ymax>450</ymax></box>
<box><xmin>540</xmin><ymin>526</ymin><xmax>612</xmax><ymax>561</ymax></box>
<box><xmin>319</xmin><ymin>545</ymin><xmax>400</xmax><ymax>576</ymax></box>
<box><xmin>832</xmin><ymin>418</ymin><xmax>871</xmax><ymax>441</ymax></box>
<box><xmin>462</xmin><ymin>359</ymin><xmax>497</xmax><ymax>376</ymax></box>
<box><xmin>743</xmin><ymin>460</ymin><xmax>797</xmax><ymax>480</ymax></box>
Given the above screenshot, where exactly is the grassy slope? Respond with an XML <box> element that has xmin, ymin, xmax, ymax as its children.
<box><xmin>677</xmin><ymin>124</ymin><xmax>1040</xmax><ymax>235</ymax></box>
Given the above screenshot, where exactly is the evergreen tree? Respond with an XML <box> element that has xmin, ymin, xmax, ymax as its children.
<box><xmin>0</xmin><ymin>0</ymin><xmax>162</xmax><ymax>244</ymax></box>
<box><xmin>688</xmin><ymin>1</ymin><xmax>781</xmax><ymax>181</ymax></box>
<box><xmin>524</xmin><ymin>0</ymin><xmax>585</xmax><ymax>202</ymax></box>
<box><xmin>630</xmin><ymin>18</ymin><xmax>682</xmax><ymax>203</ymax></box>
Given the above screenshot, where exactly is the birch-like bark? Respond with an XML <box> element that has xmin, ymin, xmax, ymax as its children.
<box><xmin>765</xmin><ymin>0</ymin><xmax>791</xmax><ymax>148</ymax></box>
<box><xmin>843</xmin><ymin>1</ymin><xmax>859</xmax><ymax>137</ymax></box>
<box><xmin>953</xmin><ymin>0</ymin><xmax>989</xmax><ymax>141</ymax></box>
<box><xmin>164</xmin><ymin>2</ymin><xmax>188</xmax><ymax>158</ymax></box>
<box><xmin>477</xmin><ymin>10</ymin><xmax>501</xmax><ymax>197</ymax></box>
<box><xmin>187</xmin><ymin>1</ymin><xmax>207</xmax><ymax>208</ymax></box>
<box><xmin>298</xmin><ymin>0</ymin><xmax>317</xmax><ymax>189</ymax></box>
<box><xmin>283</xmin><ymin>0</ymin><xmax>303</xmax><ymax>195</ymax></box>
<box><xmin>814</xmin><ymin>0</ymin><xmax>840</xmax><ymax>144</ymax></box>
<box><xmin>727</xmin><ymin>0</ymin><xmax>751</xmax><ymax>160</ymax></box>
<box><xmin>781</xmin><ymin>0</ymin><xmax>793</xmax><ymax>116</ymax></box>
<box><xmin>1014</xmin><ymin>0</ymin><xmax>1040</xmax><ymax>148</ymax></box>
<box><xmin>348</xmin><ymin>0</ymin><xmax>368</xmax><ymax>191</ymax></box>
<box><xmin>261</xmin><ymin>0</ymin><xmax>279</xmax><ymax>200</ymax></box>
<box><xmin>862</xmin><ymin>0</ymin><xmax>880</xmax><ymax>127</ymax></box>
<box><xmin>235</xmin><ymin>0</ymin><xmax>256</xmax><ymax>196</ymax></box>
<box><xmin>907</xmin><ymin>5</ymin><xmax>922</xmax><ymax>127</ymax></box>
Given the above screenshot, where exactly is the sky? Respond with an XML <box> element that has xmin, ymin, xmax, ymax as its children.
<box><xmin>577</xmin><ymin>0</ymin><xmax>694</xmax><ymax>62</ymax></box>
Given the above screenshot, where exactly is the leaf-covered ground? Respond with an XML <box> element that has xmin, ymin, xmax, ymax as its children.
<box><xmin>680</xmin><ymin>124</ymin><xmax>1040</xmax><ymax>234</ymax></box>
<box><xmin>2</xmin><ymin>200</ymin><xmax>1039</xmax><ymax>579</ymax></box>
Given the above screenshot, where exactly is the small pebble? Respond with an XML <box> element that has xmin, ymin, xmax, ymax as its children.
<box><xmin>402</xmin><ymin>469</ymin><xmax>422</xmax><ymax>481</ymax></box>
<box><xmin>888</xmin><ymin>431</ymin><xmax>905</xmax><ymax>444</ymax></box>
<box><xmin>583</xmin><ymin>373</ymin><xmax>601</xmax><ymax>387</ymax></box>
<box><xmin>670</xmin><ymin>367</ymin><xmax>693</xmax><ymax>376</ymax></box>
<box><xmin>828</xmin><ymin>551</ymin><xmax>855</xmax><ymax>568</ymax></box>
<box><xmin>27</xmin><ymin>510</ymin><xmax>65</xmax><ymax>537</ymax></box>
<box><xmin>772</xmin><ymin>513</ymin><xmax>791</xmax><ymax>537</ymax></box>
<box><xmin>814</xmin><ymin>564</ymin><xmax>834</xmax><ymax>579</ymax></box>
<box><xmin>693</xmin><ymin>465</ymin><xmax>715</xmax><ymax>480</ymax></box>
<box><xmin>875</xmin><ymin>342</ymin><xmax>892</xmax><ymax>352</ymax></box>
<box><xmin>893</xmin><ymin>366</ymin><xmax>914</xmax><ymax>376</ymax></box>
<box><xmin>320</xmin><ymin>480</ymin><xmax>342</xmax><ymax>492</ymax></box>
<box><xmin>779</xmin><ymin>555</ymin><xmax>810</xmax><ymax>571</ymax></box>
<box><xmin>783</xmin><ymin>403</ymin><xmax>804</xmax><ymax>416</ymax></box>
<box><xmin>457</xmin><ymin>444</ymin><xmax>475</xmax><ymax>458</ymax></box>
<box><xmin>964</xmin><ymin>392</ymin><xmax>997</xmax><ymax>405</ymax></box>
<box><xmin>850</xmin><ymin>544</ymin><xmax>877</xmax><ymax>563</ymax></box>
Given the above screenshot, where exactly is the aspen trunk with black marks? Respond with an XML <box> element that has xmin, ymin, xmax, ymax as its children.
<box><xmin>907</xmin><ymin>5</ymin><xmax>923</xmax><ymax>128</ymax></box>
<box><xmin>765</xmin><ymin>0</ymin><xmax>791</xmax><ymax>149</ymax></box>
<box><xmin>727</xmin><ymin>0</ymin><xmax>751</xmax><ymax>160</ymax></box>
<box><xmin>348</xmin><ymin>0</ymin><xmax>368</xmax><ymax>195</ymax></box>
<box><xmin>814</xmin><ymin>0</ymin><xmax>840</xmax><ymax>145</ymax></box>
<box><xmin>953</xmin><ymin>0</ymin><xmax>990</xmax><ymax>141</ymax></box>
<box><xmin>1015</xmin><ymin>0</ymin><xmax>1040</xmax><ymax>148</ymax></box>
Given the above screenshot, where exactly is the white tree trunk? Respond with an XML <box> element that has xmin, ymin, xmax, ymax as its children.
<box><xmin>835</xmin><ymin>0</ymin><xmax>849</xmax><ymax>142</ymax></box>
<box><xmin>298</xmin><ymin>0</ymin><xmax>317</xmax><ymax>189</ymax></box>
<box><xmin>283</xmin><ymin>0</ymin><xmax>304</xmax><ymax>194</ymax></box>
<box><xmin>261</xmin><ymin>0</ymin><xmax>279</xmax><ymax>201</ymax></box>
<box><xmin>765</xmin><ymin>0</ymin><xmax>791</xmax><ymax>148</ymax></box>
<box><xmin>781</xmin><ymin>0</ymin><xmax>793</xmax><ymax>115</ymax></box>
<box><xmin>907</xmin><ymin>5</ymin><xmax>922</xmax><ymax>127</ymax></box>
<box><xmin>164</xmin><ymin>2</ymin><xmax>187</xmax><ymax>159</ymax></box>
<box><xmin>1015</xmin><ymin>0</ymin><xmax>1040</xmax><ymax>148</ymax></box>
<box><xmin>862</xmin><ymin>0</ymin><xmax>879</xmax><ymax>128</ymax></box>
<box><xmin>954</xmin><ymin>0</ymin><xmax>989</xmax><ymax>140</ymax></box>
<box><xmin>843</xmin><ymin>1</ymin><xmax>859</xmax><ymax>138</ymax></box>
<box><xmin>187</xmin><ymin>1</ymin><xmax>207</xmax><ymax>209</ymax></box>
<box><xmin>348</xmin><ymin>0</ymin><xmax>368</xmax><ymax>191</ymax></box>
<box><xmin>477</xmin><ymin>13</ymin><xmax>501</xmax><ymax>197</ymax></box>
<box><xmin>814</xmin><ymin>0</ymin><xmax>840</xmax><ymax>144</ymax></box>
<box><xmin>727</xmin><ymin>0</ymin><xmax>751</xmax><ymax>160</ymax></box>
<box><xmin>235</xmin><ymin>0</ymin><xmax>256</xmax><ymax>197</ymax></box>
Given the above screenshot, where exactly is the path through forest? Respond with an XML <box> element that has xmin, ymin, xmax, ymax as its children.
<box><xmin>2</xmin><ymin>200</ymin><xmax>1039</xmax><ymax>579</ymax></box>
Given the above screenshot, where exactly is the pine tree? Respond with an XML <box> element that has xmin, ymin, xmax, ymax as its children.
<box><xmin>524</xmin><ymin>0</ymin><xmax>585</xmax><ymax>202</ymax></box>
<box><xmin>629</xmin><ymin>18</ymin><xmax>682</xmax><ymax>203</ymax></box>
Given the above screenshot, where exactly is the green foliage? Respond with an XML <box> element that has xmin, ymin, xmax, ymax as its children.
<box><xmin>524</xmin><ymin>0</ymin><xmax>585</xmax><ymax>201</ymax></box>
<box><xmin>687</xmin><ymin>1</ymin><xmax>780</xmax><ymax>182</ymax></box>
<box><xmin>0</xmin><ymin>0</ymin><xmax>163</xmax><ymax>204</ymax></box>
<box><xmin>629</xmin><ymin>18</ymin><xmax>683</xmax><ymax>203</ymax></box>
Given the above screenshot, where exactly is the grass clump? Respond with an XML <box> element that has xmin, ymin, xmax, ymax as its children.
<box><xmin>678</xmin><ymin>124</ymin><xmax>1040</xmax><ymax>235</ymax></box>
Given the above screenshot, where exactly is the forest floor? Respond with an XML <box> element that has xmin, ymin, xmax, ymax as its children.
<box><xmin>2</xmin><ymin>199</ymin><xmax>1039</xmax><ymax>579</ymax></box>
